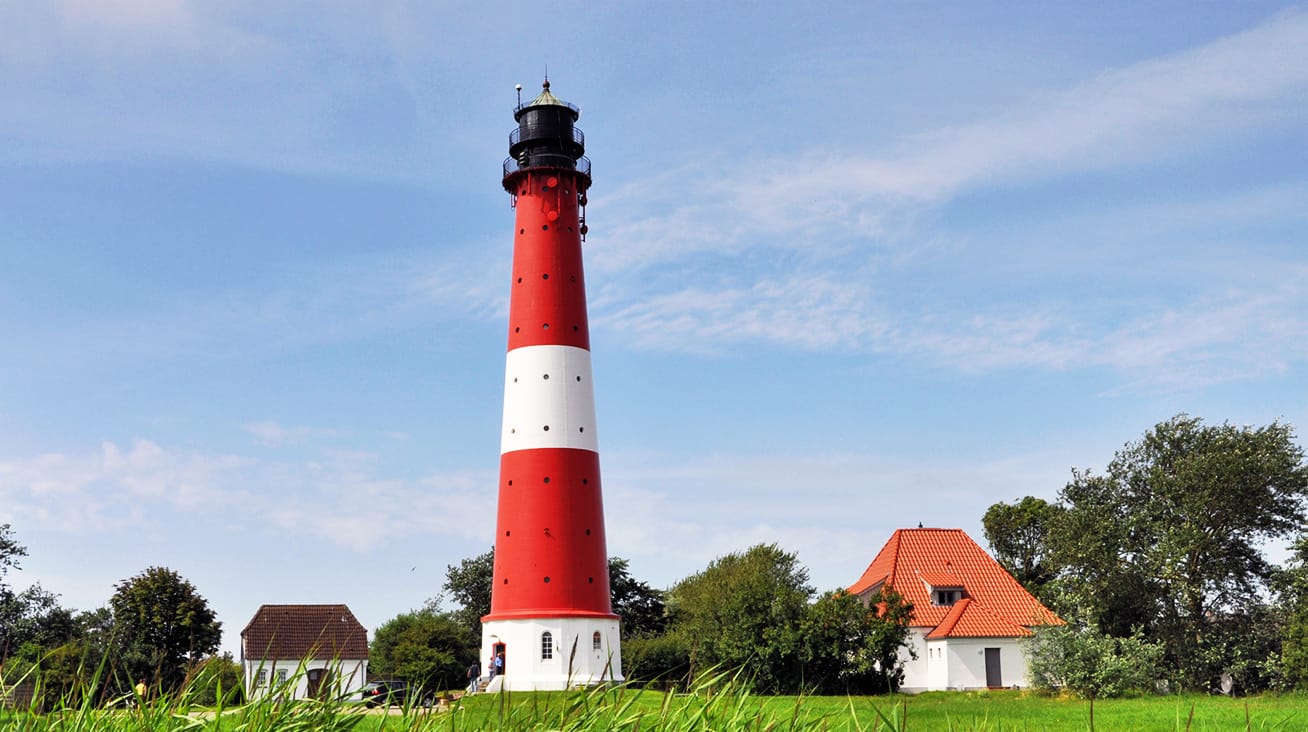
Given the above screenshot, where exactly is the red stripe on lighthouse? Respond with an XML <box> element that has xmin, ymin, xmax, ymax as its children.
<box><xmin>486</xmin><ymin>447</ymin><xmax>614</xmax><ymax>620</ymax></box>
<box><xmin>506</xmin><ymin>171</ymin><xmax>589</xmax><ymax>352</ymax></box>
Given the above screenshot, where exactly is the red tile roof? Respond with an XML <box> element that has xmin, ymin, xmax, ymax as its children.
<box><xmin>926</xmin><ymin>598</ymin><xmax>1034</xmax><ymax>639</ymax></box>
<box><xmin>848</xmin><ymin>528</ymin><xmax>1060</xmax><ymax>637</ymax></box>
<box><xmin>241</xmin><ymin>604</ymin><xmax>369</xmax><ymax>661</ymax></box>
<box><xmin>918</xmin><ymin>571</ymin><xmax>964</xmax><ymax>589</ymax></box>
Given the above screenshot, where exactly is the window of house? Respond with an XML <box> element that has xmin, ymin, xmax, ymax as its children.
<box><xmin>932</xmin><ymin>589</ymin><xmax>961</xmax><ymax>606</ymax></box>
<box><xmin>592</xmin><ymin>631</ymin><xmax>602</xmax><ymax>651</ymax></box>
<box><xmin>541</xmin><ymin>631</ymin><xmax>554</xmax><ymax>660</ymax></box>
<box><xmin>255</xmin><ymin>669</ymin><xmax>268</xmax><ymax>687</ymax></box>
<box><xmin>275</xmin><ymin>669</ymin><xmax>288</xmax><ymax>684</ymax></box>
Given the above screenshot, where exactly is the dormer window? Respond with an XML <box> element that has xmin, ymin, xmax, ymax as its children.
<box><xmin>932</xmin><ymin>588</ymin><xmax>962</xmax><ymax>606</ymax></box>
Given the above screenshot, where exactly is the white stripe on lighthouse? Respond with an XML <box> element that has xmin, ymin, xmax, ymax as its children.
<box><xmin>501</xmin><ymin>344</ymin><xmax>599</xmax><ymax>454</ymax></box>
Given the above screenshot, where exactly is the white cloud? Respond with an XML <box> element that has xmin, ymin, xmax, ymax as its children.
<box><xmin>0</xmin><ymin>438</ymin><xmax>494</xmax><ymax>551</ymax></box>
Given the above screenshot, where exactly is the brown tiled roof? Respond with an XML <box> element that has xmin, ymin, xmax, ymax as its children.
<box><xmin>849</xmin><ymin>528</ymin><xmax>1061</xmax><ymax>636</ymax></box>
<box><xmin>241</xmin><ymin>604</ymin><xmax>368</xmax><ymax>661</ymax></box>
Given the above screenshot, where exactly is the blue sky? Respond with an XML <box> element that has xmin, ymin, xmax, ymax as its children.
<box><xmin>2</xmin><ymin>1</ymin><xmax>1306</xmax><ymax>657</ymax></box>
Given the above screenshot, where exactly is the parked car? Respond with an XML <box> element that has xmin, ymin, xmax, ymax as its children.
<box><xmin>359</xmin><ymin>680</ymin><xmax>431</xmax><ymax>708</ymax></box>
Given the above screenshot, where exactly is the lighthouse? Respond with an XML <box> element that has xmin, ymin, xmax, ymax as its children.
<box><xmin>480</xmin><ymin>80</ymin><xmax>623</xmax><ymax>692</ymax></box>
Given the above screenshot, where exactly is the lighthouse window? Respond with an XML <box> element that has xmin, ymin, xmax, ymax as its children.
<box><xmin>579</xmin><ymin>427</ymin><xmax>584</xmax><ymax>433</ymax></box>
<box><xmin>542</xmin><ymin>225</ymin><xmax>549</xmax><ymax>231</ymax></box>
<box><xmin>543</xmin><ymin>374</ymin><xmax>549</xmax><ymax>379</ymax></box>
<box><xmin>543</xmin><ymin>476</ymin><xmax>550</xmax><ymax>484</ymax></box>
<box><xmin>593</xmin><ymin>632</ymin><xmax>602</xmax><ymax>650</ymax></box>
<box><xmin>576</xmin><ymin>376</ymin><xmax>581</xmax><ymax>382</ymax></box>
<box><xmin>542</xmin><ymin>273</ymin><xmax>549</xmax><ymax>280</ymax></box>
<box><xmin>541</xmin><ymin>632</ymin><xmax>554</xmax><ymax>660</ymax></box>
<box><xmin>543</xmin><ymin>425</ymin><xmax>550</xmax><ymax>431</ymax></box>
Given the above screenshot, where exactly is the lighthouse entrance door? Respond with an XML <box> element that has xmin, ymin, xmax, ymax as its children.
<box><xmin>492</xmin><ymin>642</ymin><xmax>506</xmax><ymax>675</ymax></box>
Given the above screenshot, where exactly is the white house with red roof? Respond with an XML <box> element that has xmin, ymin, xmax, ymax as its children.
<box><xmin>848</xmin><ymin>528</ymin><xmax>1060</xmax><ymax>692</ymax></box>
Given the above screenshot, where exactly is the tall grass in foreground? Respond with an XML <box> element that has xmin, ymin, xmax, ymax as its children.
<box><xmin>2</xmin><ymin>665</ymin><xmax>907</xmax><ymax>732</ymax></box>
<box><xmin>6</xmin><ymin>663</ymin><xmax>1308</xmax><ymax>731</ymax></box>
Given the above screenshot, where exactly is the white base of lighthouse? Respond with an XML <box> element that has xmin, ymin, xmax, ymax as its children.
<box><xmin>481</xmin><ymin>617</ymin><xmax>623</xmax><ymax>691</ymax></box>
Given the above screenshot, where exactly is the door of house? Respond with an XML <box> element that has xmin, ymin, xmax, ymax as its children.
<box><xmin>984</xmin><ymin>648</ymin><xmax>1002</xmax><ymax>687</ymax></box>
<box><xmin>306</xmin><ymin>667</ymin><xmax>332</xmax><ymax>699</ymax></box>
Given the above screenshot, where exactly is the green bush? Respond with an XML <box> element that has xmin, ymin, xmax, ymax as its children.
<box><xmin>621</xmin><ymin>634</ymin><xmax>690</xmax><ymax>688</ymax></box>
<box><xmin>1025</xmin><ymin>623</ymin><xmax>1163</xmax><ymax>698</ymax></box>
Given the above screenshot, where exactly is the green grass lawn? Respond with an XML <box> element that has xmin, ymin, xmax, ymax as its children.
<box><xmin>332</xmin><ymin>686</ymin><xmax>1308</xmax><ymax>732</ymax></box>
<box><xmin>389</xmin><ymin>688</ymin><xmax>1308</xmax><ymax>732</ymax></box>
<box><xmin>7</xmin><ymin>688</ymin><xmax>1308</xmax><ymax>731</ymax></box>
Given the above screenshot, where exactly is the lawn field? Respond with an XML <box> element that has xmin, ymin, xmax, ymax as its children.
<box><xmin>6</xmin><ymin>687</ymin><xmax>1308</xmax><ymax>731</ymax></box>
<box><xmin>439</xmin><ymin>688</ymin><xmax>1308</xmax><ymax>731</ymax></box>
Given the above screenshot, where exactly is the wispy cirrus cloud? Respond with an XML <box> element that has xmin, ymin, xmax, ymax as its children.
<box><xmin>592</xmin><ymin>264</ymin><xmax>1308</xmax><ymax>393</ymax></box>
<box><xmin>582</xmin><ymin>9</ymin><xmax>1308</xmax><ymax>392</ymax></box>
<box><xmin>594</xmin><ymin>8</ymin><xmax>1308</xmax><ymax>272</ymax></box>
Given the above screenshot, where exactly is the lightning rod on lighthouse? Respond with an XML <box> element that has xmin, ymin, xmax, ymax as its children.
<box><xmin>480</xmin><ymin>79</ymin><xmax>623</xmax><ymax>692</ymax></box>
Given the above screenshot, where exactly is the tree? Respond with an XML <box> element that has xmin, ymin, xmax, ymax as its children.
<box><xmin>1273</xmin><ymin>535</ymin><xmax>1308</xmax><ymax>690</ymax></box>
<box><xmin>667</xmin><ymin>543</ymin><xmax>813</xmax><ymax>694</ymax></box>
<box><xmin>801</xmin><ymin>588</ymin><xmax>914</xmax><ymax>694</ymax></box>
<box><xmin>982</xmin><ymin>497</ymin><xmax>1063</xmax><ymax>603</ymax></box>
<box><xmin>370</xmin><ymin>610</ymin><xmax>476</xmax><ymax>693</ymax></box>
<box><xmin>1051</xmin><ymin>415</ymin><xmax>1308</xmax><ymax>691</ymax></box>
<box><xmin>608</xmin><ymin>557</ymin><xmax>667</xmax><ymax>640</ymax></box>
<box><xmin>441</xmin><ymin>549</ymin><xmax>494</xmax><ymax>637</ymax></box>
<box><xmin>0</xmin><ymin>524</ymin><xmax>65</xmax><ymax>661</ymax></box>
<box><xmin>108</xmin><ymin>567</ymin><xmax>221</xmax><ymax>693</ymax></box>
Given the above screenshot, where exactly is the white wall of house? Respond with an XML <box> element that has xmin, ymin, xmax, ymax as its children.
<box><xmin>924</xmin><ymin>638</ymin><xmax>949</xmax><ymax>690</ymax></box>
<box><xmin>244</xmin><ymin>658</ymin><xmax>368</xmax><ymax>701</ymax></box>
<box><xmin>901</xmin><ymin>634</ymin><xmax>1029</xmax><ymax>691</ymax></box>
<box><xmin>896</xmin><ymin>628</ymin><xmax>931</xmax><ymax>692</ymax></box>
<box><xmin>942</xmin><ymin>638</ymin><xmax>1027</xmax><ymax>690</ymax></box>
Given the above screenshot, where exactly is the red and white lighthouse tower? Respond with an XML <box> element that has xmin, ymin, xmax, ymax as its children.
<box><xmin>480</xmin><ymin>80</ymin><xmax>622</xmax><ymax>691</ymax></box>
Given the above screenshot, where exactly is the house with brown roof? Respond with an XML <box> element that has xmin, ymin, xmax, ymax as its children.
<box><xmin>848</xmin><ymin>528</ymin><xmax>1060</xmax><ymax>692</ymax></box>
<box><xmin>241</xmin><ymin>604</ymin><xmax>369</xmax><ymax>700</ymax></box>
